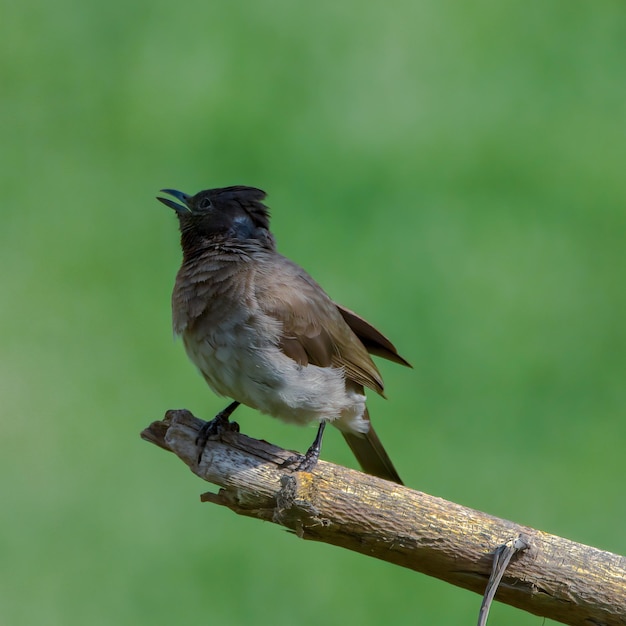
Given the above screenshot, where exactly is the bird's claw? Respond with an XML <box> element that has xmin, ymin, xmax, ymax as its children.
<box><xmin>195</xmin><ymin>410</ymin><xmax>240</xmax><ymax>463</ymax></box>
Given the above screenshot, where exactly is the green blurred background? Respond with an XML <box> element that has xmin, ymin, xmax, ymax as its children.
<box><xmin>2</xmin><ymin>1</ymin><xmax>625</xmax><ymax>624</ymax></box>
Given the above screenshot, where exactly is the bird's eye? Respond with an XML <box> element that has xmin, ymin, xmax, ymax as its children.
<box><xmin>198</xmin><ymin>197</ymin><xmax>212</xmax><ymax>210</ymax></box>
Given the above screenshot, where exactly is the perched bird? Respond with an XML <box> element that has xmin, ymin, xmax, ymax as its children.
<box><xmin>158</xmin><ymin>186</ymin><xmax>410</xmax><ymax>484</ymax></box>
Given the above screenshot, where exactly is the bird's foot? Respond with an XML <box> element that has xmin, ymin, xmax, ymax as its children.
<box><xmin>196</xmin><ymin>401</ymin><xmax>240</xmax><ymax>463</ymax></box>
<box><xmin>280</xmin><ymin>448</ymin><xmax>320</xmax><ymax>473</ymax></box>
<box><xmin>280</xmin><ymin>421</ymin><xmax>327</xmax><ymax>473</ymax></box>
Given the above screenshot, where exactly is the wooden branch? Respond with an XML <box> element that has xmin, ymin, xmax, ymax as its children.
<box><xmin>141</xmin><ymin>409</ymin><xmax>626</xmax><ymax>626</ymax></box>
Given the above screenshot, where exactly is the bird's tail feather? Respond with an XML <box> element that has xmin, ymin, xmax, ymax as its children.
<box><xmin>341</xmin><ymin>408</ymin><xmax>403</xmax><ymax>484</ymax></box>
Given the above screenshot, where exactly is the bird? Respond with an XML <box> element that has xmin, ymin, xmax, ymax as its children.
<box><xmin>157</xmin><ymin>186</ymin><xmax>410</xmax><ymax>484</ymax></box>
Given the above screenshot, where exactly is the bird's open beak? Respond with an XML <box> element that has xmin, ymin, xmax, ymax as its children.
<box><xmin>157</xmin><ymin>189</ymin><xmax>191</xmax><ymax>215</ymax></box>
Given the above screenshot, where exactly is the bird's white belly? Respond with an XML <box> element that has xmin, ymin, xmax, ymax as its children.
<box><xmin>181</xmin><ymin>320</ymin><xmax>368</xmax><ymax>433</ymax></box>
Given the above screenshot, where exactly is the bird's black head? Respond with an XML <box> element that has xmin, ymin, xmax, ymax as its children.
<box><xmin>157</xmin><ymin>186</ymin><xmax>274</xmax><ymax>254</ymax></box>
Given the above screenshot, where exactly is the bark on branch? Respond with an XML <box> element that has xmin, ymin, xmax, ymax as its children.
<box><xmin>141</xmin><ymin>409</ymin><xmax>626</xmax><ymax>626</ymax></box>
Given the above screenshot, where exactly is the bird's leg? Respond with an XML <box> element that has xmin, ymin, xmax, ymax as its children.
<box><xmin>196</xmin><ymin>401</ymin><xmax>241</xmax><ymax>463</ymax></box>
<box><xmin>281</xmin><ymin>420</ymin><xmax>327</xmax><ymax>473</ymax></box>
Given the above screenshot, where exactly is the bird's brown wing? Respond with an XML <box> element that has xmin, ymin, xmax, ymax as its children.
<box><xmin>254</xmin><ymin>256</ymin><xmax>385</xmax><ymax>395</ymax></box>
<box><xmin>335</xmin><ymin>304</ymin><xmax>412</xmax><ymax>368</ymax></box>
